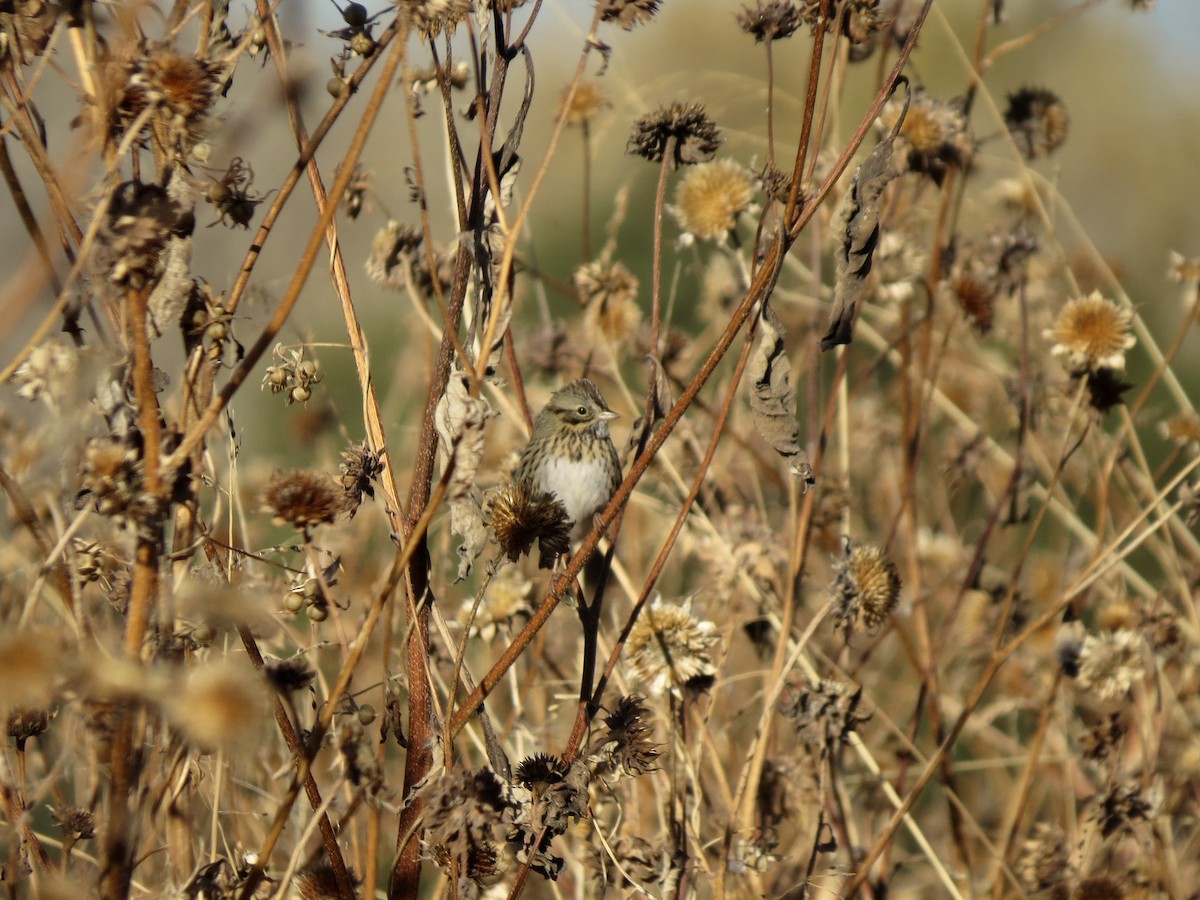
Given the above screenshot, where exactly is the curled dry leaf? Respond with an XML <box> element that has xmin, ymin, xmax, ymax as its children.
<box><xmin>821</xmin><ymin>80</ymin><xmax>910</xmax><ymax>351</ymax></box>
<box><xmin>435</xmin><ymin>372</ymin><xmax>497</xmax><ymax>580</ymax></box>
<box><xmin>749</xmin><ymin>300</ymin><xmax>814</xmax><ymax>486</ymax></box>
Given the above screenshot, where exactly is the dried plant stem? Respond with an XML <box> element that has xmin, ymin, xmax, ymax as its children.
<box><xmin>255</xmin><ymin>1</ymin><xmax>405</xmax><ymax>529</ymax></box>
<box><xmin>238</xmin><ymin>625</ymin><xmax>355</xmax><ymax>899</ymax></box>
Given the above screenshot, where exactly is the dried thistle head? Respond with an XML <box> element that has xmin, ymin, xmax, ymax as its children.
<box><xmin>672</xmin><ymin>159</ymin><xmax>755</xmax><ymax>241</ymax></box>
<box><xmin>100</xmin><ymin>180</ymin><xmax>182</xmax><ymax>287</ymax></box>
<box><xmin>778</xmin><ymin>678</ymin><xmax>869</xmax><ymax>752</ymax></box>
<box><xmin>592</xmin><ymin>694</ymin><xmax>662</xmax><ymax>779</ymax></box>
<box><xmin>484</xmin><ymin>481</ymin><xmax>571</xmax><ymax>567</ymax></box>
<box><xmin>339</xmin><ymin>440</ymin><xmax>384</xmax><ymax>516</ymax></box>
<box><xmin>575</xmin><ymin>259</ymin><xmax>642</xmax><ymax>342</ymax></box>
<box><xmin>735</xmin><ymin>0</ymin><xmax>808</xmax><ymax>42</ymax></box>
<box><xmin>880</xmin><ymin>88</ymin><xmax>973</xmax><ymax>185</ymax></box>
<box><xmin>124</xmin><ymin>49</ymin><xmax>224</xmax><ymax>147</ymax></box>
<box><xmin>628</xmin><ymin>102</ymin><xmax>722</xmax><ymax>168</ymax></box>
<box><xmin>626</xmin><ymin>598</ymin><xmax>720</xmax><ymax>698</ymax></box>
<box><xmin>7</xmin><ymin>706</ymin><xmax>51</xmax><ymax>747</ymax></box>
<box><xmin>417</xmin><ymin>768</ymin><xmax>514</xmax><ymax>892</ymax></box>
<box><xmin>397</xmin><ymin>0</ymin><xmax>473</xmax><ymax>38</ymax></box>
<box><xmin>1046</xmin><ymin>291</ymin><xmax>1136</xmax><ymax>373</ymax></box>
<box><xmin>10</xmin><ymin>338</ymin><xmax>77</xmax><ymax>406</ymax></box>
<box><xmin>597</xmin><ymin>0</ymin><xmax>661</xmax><ymax>30</ymax></box>
<box><xmin>1004</xmin><ymin>87</ymin><xmax>1069</xmax><ymax>159</ymax></box>
<box><xmin>167</xmin><ymin>663</ymin><xmax>268</xmax><ymax>749</ymax></box>
<box><xmin>262</xmin><ymin>471</ymin><xmax>347</xmax><ymax>531</ymax></box>
<box><xmin>292</xmin><ymin>860</ymin><xmax>359</xmax><ymax>899</ymax></box>
<box><xmin>831</xmin><ymin>540</ymin><xmax>901</xmax><ymax>635</ymax></box>
<box><xmin>1167</xmin><ymin>250</ymin><xmax>1200</xmax><ymax>284</ymax></box>
<box><xmin>365</xmin><ymin>220</ymin><xmax>423</xmax><ymax>291</ymax></box>
<box><xmin>559</xmin><ymin>81</ymin><xmax>609</xmax><ymax>126</ymax></box>
<box><xmin>1074</xmin><ymin>629</ymin><xmax>1145</xmax><ymax>702</ymax></box>
<box><xmin>50</xmin><ymin>807</ymin><xmax>96</xmax><ymax>841</ymax></box>
<box><xmin>263</xmin><ymin>657</ymin><xmax>316</xmax><ymax>695</ymax></box>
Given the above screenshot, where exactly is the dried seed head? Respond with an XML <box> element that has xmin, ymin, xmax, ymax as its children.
<box><xmin>626</xmin><ymin>599</ymin><xmax>719</xmax><ymax>697</ymax></box>
<box><xmin>628</xmin><ymin>102</ymin><xmax>722</xmax><ymax>168</ymax></box>
<box><xmin>1158</xmin><ymin>412</ymin><xmax>1200</xmax><ymax>450</ymax></box>
<box><xmin>735</xmin><ymin>0</ymin><xmax>808</xmax><ymax>42</ymax></box>
<box><xmin>1046</xmin><ymin>291</ymin><xmax>1135</xmax><ymax>373</ymax></box>
<box><xmin>365</xmin><ymin>220</ymin><xmax>424</xmax><ymax>291</ymax></box>
<box><xmin>948</xmin><ymin>273</ymin><xmax>997</xmax><ymax>334</ymax></box>
<box><xmin>485</xmin><ymin>481</ymin><xmax>572</xmax><ymax>567</ymax></box>
<box><xmin>264</xmin><ymin>657</ymin><xmax>316</xmax><ymax>694</ymax></box>
<box><xmin>339</xmin><ymin>440</ymin><xmax>384</xmax><ymax>516</ymax></box>
<box><xmin>262</xmin><ymin>471</ymin><xmax>347</xmax><ymax>531</ymax></box>
<box><xmin>10</xmin><ymin>338</ymin><xmax>77</xmax><ymax>405</ymax></box>
<box><xmin>397</xmin><ymin>0</ymin><xmax>473</xmax><ymax>37</ymax></box>
<box><xmin>779</xmin><ymin>678</ymin><xmax>869</xmax><ymax>751</ymax></box>
<box><xmin>1167</xmin><ymin>250</ymin><xmax>1200</xmax><ymax>284</ymax></box>
<box><xmin>129</xmin><ymin>51</ymin><xmax>223</xmax><ymax>144</ymax></box>
<box><xmin>168</xmin><ymin>663</ymin><xmax>268</xmax><ymax>749</ymax></box>
<box><xmin>575</xmin><ymin>259</ymin><xmax>642</xmax><ymax>341</ymax></box>
<box><xmin>51</xmin><ymin>807</ymin><xmax>97</xmax><ymax>841</ymax></box>
<box><xmin>672</xmin><ymin>159</ymin><xmax>755</xmax><ymax>241</ymax></box>
<box><xmin>1017</xmin><ymin>823</ymin><xmax>1071</xmax><ymax>893</ymax></box>
<box><xmin>594</xmin><ymin>694</ymin><xmax>662</xmax><ymax>778</ymax></box>
<box><xmin>7</xmin><ymin>706</ymin><xmax>51</xmax><ymax>745</ymax></box>
<box><xmin>515</xmin><ymin>752</ymin><xmax>566</xmax><ymax>794</ymax></box>
<box><xmin>417</xmin><ymin>768</ymin><xmax>514</xmax><ymax>892</ymax></box>
<box><xmin>1004</xmin><ymin>87</ymin><xmax>1069</xmax><ymax>159</ymax></box>
<box><xmin>597</xmin><ymin>0</ymin><xmax>661</xmax><ymax>30</ymax></box>
<box><xmin>1074</xmin><ymin>629</ymin><xmax>1144</xmax><ymax>701</ymax></box>
<box><xmin>559</xmin><ymin>81</ymin><xmax>609</xmax><ymax>126</ymax></box>
<box><xmin>101</xmin><ymin>180</ymin><xmax>181</xmax><ymax>287</ymax></box>
<box><xmin>293</xmin><ymin>860</ymin><xmax>358</xmax><ymax>899</ymax></box>
<box><xmin>831</xmin><ymin>540</ymin><xmax>901</xmax><ymax>634</ymax></box>
<box><xmin>880</xmin><ymin>88</ymin><xmax>973</xmax><ymax>185</ymax></box>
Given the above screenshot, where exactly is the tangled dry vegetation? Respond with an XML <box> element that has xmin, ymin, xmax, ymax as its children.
<box><xmin>2</xmin><ymin>0</ymin><xmax>1198</xmax><ymax>897</ymax></box>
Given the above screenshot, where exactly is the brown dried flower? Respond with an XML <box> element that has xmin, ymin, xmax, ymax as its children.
<box><xmin>1004</xmin><ymin>87</ymin><xmax>1069</xmax><ymax>159</ymax></box>
<box><xmin>1167</xmin><ymin>250</ymin><xmax>1200</xmax><ymax>284</ymax></box>
<box><xmin>51</xmin><ymin>807</ymin><xmax>96</xmax><ymax>841</ymax></box>
<box><xmin>1046</xmin><ymin>291</ymin><xmax>1135</xmax><ymax>373</ymax></box>
<box><xmin>735</xmin><ymin>0</ymin><xmax>807</xmax><ymax>42</ymax></box>
<box><xmin>1017</xmin><ymin>823</ymin><xmax>1071</xmax><ymax>892</ymax></box>
<box><xmin>1158</xmin><ymin>412</ymin><xmax>1200</xmax><ymax>450</ymax></box>
<box><xmin>559</xmin><ymin>82</ymin><xmax>609</xmax><ymax>126</ymax></box>
<box><xmin>365</xmin><ymin>220</ymin><xmax>424</xmax><ymax>291</ymax></box>
<box><xmin>626</xmin><ymin>599</ymin><xmax>719</xmax><ymax>697</ymax></box>
<box><xmin>485</xmin><ymin>481</ymin><xmax>572</xmax><ymax>568</ymax></box>
<box><xmin>397</xmin><ymin>0</ymin><xmax>473</xmax><ymax>37</ymax></box>
<box><xmin>575</xmin><ymin>259</ymin><xmax>642</xmax><ymax>341</ymax></box>
<box><xmin>1074</xmin><ymin>629</ymin><xmax>1144</xmax><ymax>701</ymax></box>
<box><xmin>628</xmin><ymin>102</ymin><xmax>722</xmax><ymax>168</ymax></box>
<box><xmin>672</xmin><ymin>159</ymin><xmax>755</xmax><ymax>241</ymax></box>
<box><xmin>593</xmin><ymin>695</ymin><xmax>662</xmax><ymax>779</ymax></box>
<box><xmin>417</xmin><ymin>768</ymin><xmax>514</xmax><ymax>892</ymax></box>
<box><xmin>831</xmin><ymin>540</ymin><xmax>901</xmax><ymax>634</ymax></box>
<box><xmin>778</xmin><ymin>678</ymin><xmax>869</xmax><ymax>752</ymax></box>
<box><xmin>262</xmin><ymin>471</ymin><xmax>347</xmax><ymax>531</ymax></box>
<box><xmin>597</xmin><ymin>0</ymin><xmax>661</xmax><ymax>30</ymax></box>
<box><xmin>7</xmin><ymin>706</ymin><xmax>50</xmax><ymax>747</ymax></box>
<box><xmin>264</xmin><ymin>657</ymin><xmax>316</xmax><ymax>695</ymax></box>
<box><xmin>880</xmin><ymin>88</ymin><xmax>973</xmax><ymax>185</ymax></box>
<box><xmin>339</xmin><ymin>440</ymin><xmax>384</xmax><ymax>516</ymax></box>
<box><xmin>101</xmin><ymin>180</ymin><xmax>181</xmax><ymax>287</ymax></box>
<box><xmin>125</xmin><ymin>50</ymin><xmax>223</xmax><ymax>146</ymax></box>
<box><xmin>292</xmin><ymin>860</ymin><xmax>359</xmax><ymax>900</ymax></box>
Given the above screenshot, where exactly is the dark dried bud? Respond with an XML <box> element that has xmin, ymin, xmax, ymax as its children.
<box><xmin>597</xmin><ymin>0</ymin><xmax>660</xmax><ymax>30</ymax></box>
<box><xmin>262</xmin><ymin>471</ymin><xmax>347</xmax><ymax>531</ymax></box>
<box><xmin>1004</xmin><ymin>87</ymin><xmax>1069</xmax><ymax>159</ymax></box>
<box><xmin>736</xmin><ymin>0</ymin><xmax>806</xmax><ymax>42</ymax></box>
<box><xmin>485</xmin><ymin>481</ymin><xmax>572</xmax><ymax>568</ymax></box>
<box><xmin>628</xmin><ymin>102</ymin><xmax>722</xmax><ymax>168</ymax></box>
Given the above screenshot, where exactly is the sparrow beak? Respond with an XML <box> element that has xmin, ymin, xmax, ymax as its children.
<box><xmin>599</xmin><ymin>408</ymin><xmax>619</xmax><ymax>421</ymax></box>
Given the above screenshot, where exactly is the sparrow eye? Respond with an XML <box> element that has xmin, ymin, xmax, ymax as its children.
<box><xmin>577</xmin><ymin>405</ymin><xmax>589</xmax><ymax>416</ymax></box>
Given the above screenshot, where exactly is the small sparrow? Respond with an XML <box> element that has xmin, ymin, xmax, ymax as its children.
<box><xmin>516</xmin><ymin>378</ymin><xmax>622</xmax><ymax>543</ymax></box>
